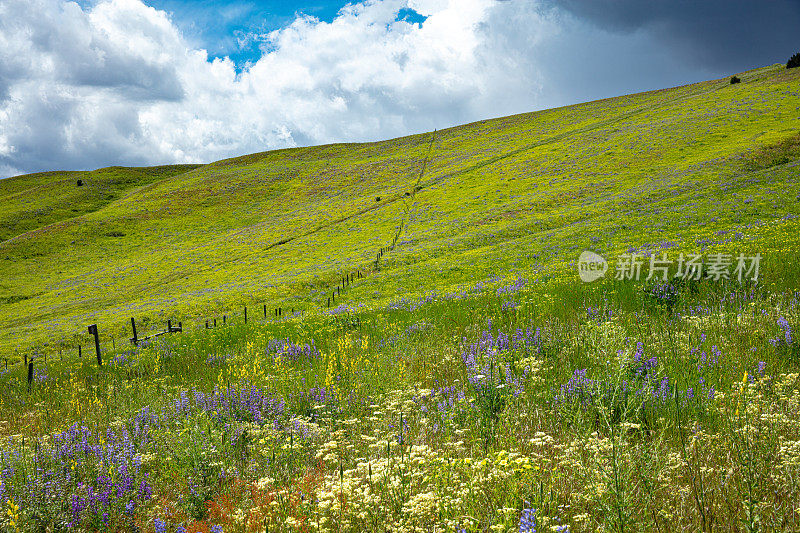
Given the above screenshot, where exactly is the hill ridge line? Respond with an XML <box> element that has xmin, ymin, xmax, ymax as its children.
<box><xmin>199</xmin><ymin>82</ymin><xmax>723</xmax><ymax>266</ymax></box>
<box><xmin>0</xmin><ymin>166</ymin><xmax>204</xmax><ymax>247</ymax></box>
<box><xmin>417</xmin><ymin>81</ymin><xmax>727</xmax><ymax>192</ymax></box>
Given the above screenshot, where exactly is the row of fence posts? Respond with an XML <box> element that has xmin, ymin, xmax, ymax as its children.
<box><xmin>13</xmin><ymin>247</ymin><xmax>403</xmax><ymax>391</ymax></box>
<box><xmin>14</xmin><ymin>144</ymin><xmax>427</xmax><ymax>392</ymax></box>
<box><xmin>374</xmin><ymin>225</ymin><xmax>402</xmax><ymax>272</ymax></box>
<box><xmin>12</xmin><ymin>297</ymin><xmax>311</xmax><ymax>388</ymax></box>
<box><xmin>201</xmin><ymin>305</ymin><xmax>300</xmax><ymax>330</ymax></box>
<box><xmin>17</xmin><ymin>317</ymin><xmax>182</xmax><ymax>392</ymax></box>
<box><xmin>326</xmin><ymin>270</ymin><xmax>365</xmax><ymax>308</ymax></box>
<box><xmin>5</xmin><ymin>353</ymin><xmax>37</xmax><ymax>393</ymax></box>
<box><xmin>325</xmin><ymin>222</ymin><xmax>407</xmax><ymax>308</ymax></box>
<box><xmin>328</xmin><ymin>135</ymin><xmax>423</xmax><ymax>304</ymax></box>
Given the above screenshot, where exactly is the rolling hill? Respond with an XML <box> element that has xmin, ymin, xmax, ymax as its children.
<box><xmin>1</xmin><ymin>63</ymin><xmax>799</xmax><ymax>357</ymax></box>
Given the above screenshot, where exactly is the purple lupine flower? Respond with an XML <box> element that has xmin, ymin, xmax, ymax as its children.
<box><xmin>711</xmin><ymin>345</ymin><xmax>721</xmax><ymax>365</ymax></box>
<box><xmin>519</xmin><ymin>506</ymin><xmax>537</xmax><ymax>533</ymax></box>
<box><xmin>155</xmin><ymin>519</ymin><xmax>167</xmax><ymax>533</ymax></box>
<box><xmin>497</xmin><ymin>277</ymin><xmax>527</xmax><ymax>296</ymax></box>
<box><xmin>139</xmin><ymin>479</ymin><xmax>152</xmax><ymax>500</ymax></box>
<box><xmin>659</xmin><ymin>376</ymin><xmax>670</xmax><ymax>401</ymax></box>
<box><xmin>635</xmin><ymin>356</ymin><xmax>658</xmax><ymax>379</ymax></box>
<box><xmin>697</xmin><ymin>350</ymin><xmax>707</xmax><ymax>371</ymax></box>
<box><xmin>559</xmin><ymin>369</ymin><xmax>595</xmax><ymax>404</ymax></box>
<box><xmin>778</xmin><ymin>317</ymin><xmax>793</xmax><ymax>345</ymax></box>
<box><xmin>211</xmin><ymin>525</ymin><xmax>224</xmax><ymax>533</ymax></box>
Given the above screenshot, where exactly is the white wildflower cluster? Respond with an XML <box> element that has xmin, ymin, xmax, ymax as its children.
<box><xmin>305</xmin><ymin>433</ymin><xmax>544</xmax><ymax>531</ymax></box>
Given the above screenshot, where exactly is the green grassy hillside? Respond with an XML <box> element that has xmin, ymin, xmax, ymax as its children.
<box><xmin>4</xmin><ymin>64</ymin><xmax>800</xmax><ymax>532</ymax></box>
<box><xmin>0</xmin><ymin>164</ymin><xmax>201</xmax><ymax>242</ymax></box>
<box><xmin>1</xmin><ymin>64</ymin><xmax>799</xmax><ymax>356</ymax></box>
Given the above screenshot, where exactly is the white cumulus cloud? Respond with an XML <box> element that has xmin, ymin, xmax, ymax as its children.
<box><xmin>0</xmin><ymin>0</ymin><xmax>560</xmax><ymax>176</ymax></box>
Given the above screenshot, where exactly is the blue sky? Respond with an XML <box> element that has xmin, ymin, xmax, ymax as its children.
<box><xmin>142</xmin><ymin>1</ymin><xmax>346</xmax><ymax>66</ymax></box>
<box><xmin>1</xmin><ymin>0</ymin><xmax>798</xmax><ymax>177</ymax></box>
<box><xmin>136</xmin><ymin>1</ymin><xmax>427</xmax><ymax>69</ymax></box>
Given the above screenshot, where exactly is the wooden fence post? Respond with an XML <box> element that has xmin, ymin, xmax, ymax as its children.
<box><xmin>88</xmin><ymin>324</ymin><xmax>102</xmax><ymax>367</ymax></box>
<box><xmin>263</xmin><ymin>304</ymin><xmax>267</xmax><ymax>318</ymax></box>
<box><xmin>27</xmin><ymin>361</ymin><xmax>33</xmax><ymax>393</ymax></box>
<box><xmin>244</xmin><ymin>307</ymin><xmax>247</xmax><ymax>324</ymax></box>
<box><xmin>78</xmin><ymin>345</ymin><xmax>82</xmax><ymax>358</ymax></box>
<box><xmin>131</xmin><ymin>317</ymin><xmax>138</xmax><ymax>345</ymax></box>
<box><xmin>214</xmin><ymin>318</ymin><xmax>217</xmax><ymax>328</ymax></box>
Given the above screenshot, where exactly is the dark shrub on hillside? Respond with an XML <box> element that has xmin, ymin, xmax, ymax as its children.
<box><xmin>730</xmin><ymin>76</ymin><xmax>741</xmax><ymax>84</ymax></box>
<box><xmin>788</xmin><ymin>53</ymin><xmax>800</xmax><ymax>69</ymax></box>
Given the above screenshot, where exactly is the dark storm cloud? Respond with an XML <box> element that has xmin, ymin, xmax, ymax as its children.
<box><xmin>548</xmin><ymin>0</ymin><xmax>800</xmax><ymax>70</ymax></box>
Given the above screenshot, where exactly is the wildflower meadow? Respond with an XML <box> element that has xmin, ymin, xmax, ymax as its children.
<box><xmin>1</xmin><ymin>64</ymin><xmax>800</xmax><ymax>532</ymax></box>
